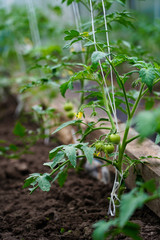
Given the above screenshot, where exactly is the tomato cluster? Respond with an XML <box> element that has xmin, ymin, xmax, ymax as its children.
<box><xmin>64</xmin><ymin>102</ymin><xmax>74</xmax><ymax>119</ymax></box>
<box><xmin>94</xmin><ymin>134</ymin><xmax>120</xmax><ymax>155</ymax></box>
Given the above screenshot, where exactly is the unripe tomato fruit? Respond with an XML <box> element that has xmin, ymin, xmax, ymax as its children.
<box><xmin>109</xmin><ymin>134</ymin><xmax>120</xmax><ymax>144</ymax></box>
<box><xmin>102</xmin><ymin>144</ymin><xmax>114</xmax><ymax>154</ymax></box>
<box><xmin>64</xmin><ymin>102</ymin><xmax>73</xmax><ymax>112</ymax></box>
<box><xmin>95</xmin><ymin>141</ymin><xmax>103</xmax><ymax>151</ymax></box>
<box><xmin>66</xmin><ymin>111</ymin><xmax>75</xmax><ymax>119</ymax></box>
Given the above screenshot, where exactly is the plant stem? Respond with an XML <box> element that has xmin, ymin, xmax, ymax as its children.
<box><xmin>80</xmin><ymin>126</ymin><xmax>111</xmax><ymax>142</ymax></box>
<box><xmin>126</xmin><ymin>134</ymin><xmax>140</xmax><ymax>145</ymax></box>
<box><xmin>118</xmin><ymin>83</ymin><xmax>144</xmax><ymax>171</ymax></box>
<box><xmin>77</xmin><ymin>154</ymin><xmax>116</xmax><ymax>166</ymax></box>
<box><xmin>141</xmin><ymin>78</ymin><xmax>160</xmax><ymax>97</ymax></box>
<box><xmin>50</xmin><ymin>160</ymin><xmax>70</xmax><ymax>177</ymax></box>
<box><xmin>105</xmin><ymin>56</ymin><xmax>131</xmax><ymax>118</ymax></box>
<box><xmin>30</xmin><ymin>160</ymin><xmax>70</xmax><ymax>194</ymax></box>
<box><xmin>80</xmin><ymin>79</ymin><xmax>85</xmax><ymax>107</ymax></box>
<box><xmin>101</xmin><ymin>84</ymin><xmax>116</xmax><ymax>131</ymax></box>
<box><xmin>130</xmin><ymin>83</ymin><xmax>145</xmax><ymax>117</ymax></box>
<box><xmin>114</xmin><ymin>83</ymin><xmax>146</xmax><ymax>214</ymax></box>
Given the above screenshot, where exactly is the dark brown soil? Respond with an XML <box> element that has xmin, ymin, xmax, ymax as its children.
<box><xmin>0</xmin><ymin>96</ymin><xmax>160</xmax><ymax>240</ymax></box>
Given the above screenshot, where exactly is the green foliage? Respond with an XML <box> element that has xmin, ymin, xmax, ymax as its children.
<box><xmin>81</xmin><ymin>145</ymin><xmax>95</xmax><ymax>164</ymax></box>
<box><xmin>119</xmin><ymin>189</ymin><xmax>148</xmax><ymax>228</ymax></box>
<box><xmin>13</xmin><ymin>122</ymin><xmax>26</xmax><ymax>137</ymax></box>
<box><xmin>91</xmin><ymin>51</ymin><xmax>108</xmax><ymax>63</ymax></box>
<box><xmin>134</xmin><ymin>108</ymin><xmax>160</xmax><ymax>138</ymax></box>
<box><xmin>21</xmin><ymin>2</ymin><xmax>160</xmax><ymax>239</ymax></box>
<box><xmin>139</xmin><ymin>67</ymin><xmax>155</xmax><ymax>92</ymax></box>
<box><xmin>93</xmin><ymin>180</ymin><xmax>160</xmax><ymax>240</ymax></box>
<box><xmin>52</xmin><ymin>120</ymin><xmax>82</xmax><ymax>135</ymax></box>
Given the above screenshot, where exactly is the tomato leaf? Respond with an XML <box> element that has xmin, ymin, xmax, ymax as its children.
<box><xmin>37</xmin><ymin>173</ymin><xmax>52</xmax><ymax>192</ymax></box>
<box><xmin>64</xmin><ymin>29</ymin><xmax>79</xmax><ymax>40</ymax></box>
<box><xmin>92</xmin><ymin>219</ymin><xmax>118</xmax><ymax>240</ymax></box>
<box><xmin>52</xmin><ymin>120</ymin><xmax>81</xmax><ymax>135</ymax></box>
<box><xmin>122</xmin><ymin>222</ymin><xmax>142</xmax><ymax>240</ymax></box>
<box><xmin>119</xmin><ymin>188</ymin><xmax>148</xmax><ymax>228</ymax></box>
<box><xmin>49</xmin><ymin>145</ymin><xmax>65</xmax><ymax>160</ymax></box>
<box><xmin>58</xmin><ymin>169</ymin><xmax>68</xmax><ymax>187</ymax></box>
<box><xmin>81</xmin><ymin>145</ymin><xmax>95</xmax><ymax>164</ymax></box>
<box><xmin>13</xmin><ymin>122</ymin><xmax>26</xmax><ymax>137</ymax></box>
<box><xmin>63</xmin><ymin>145</ymin><xmax>77</xmax><ymax>167</ymax></box>
<box><xmin>44</xmin><ymin>152</ymin><xmax>65</xmax><ymax>169</ymax></box>
<box><xmin>60</xmin><ymin>80</ymin><xmax>73</xmax><ymax>97</ymax></box>
<box><xmin>139</xmin><ymin>67</ymin><xmax>155</xmax><ymax>92</ymax></box>
<box><xmin>91</xmin><ymin>51</ymin><xmax>108</xmax><ymax>63</ymax></box>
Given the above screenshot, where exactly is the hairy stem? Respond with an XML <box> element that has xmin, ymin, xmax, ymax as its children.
<box><xmin>101</xmin><ymin>84</ymin><xmax>116</xmax><ymax>131</ymax></box>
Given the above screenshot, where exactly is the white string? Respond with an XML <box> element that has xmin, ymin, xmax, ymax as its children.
<box><xmin>101</xmin><ymin>0</ymin><xmax>123</xmax><ymax>216</ymax></box>
<box><xmin>89</xmin><ymin>0</ymin><xmax>123</xmax><ymax>216</ymax></box>
<box><xmin>25</xmin><ymin>0</ymin><xmax>41</xmax><ymax>48</ymax></box>
<box><xmin>101</xmin><ymin>0</ymin><xmax>119</xmax><ymax>132</ymax></box>
<box><xmin>101</xmin><ymin>0</ymin><xmax>120</xmax><ymax>216</ymax></box>
<box><xmin>72</xmin><ymin>2</ymin><xmax>85</xmax><ymax>63</ymax></box>
<box><xmin>89</xmin><ymin>0</ymin><xmax>116</xmax><ymax>120</ymax></box>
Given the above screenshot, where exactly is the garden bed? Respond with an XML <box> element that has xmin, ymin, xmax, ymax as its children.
<box><xmin>0</xmin><ymin>98</ymin><xmax>160</xmax><ymax>240</ymax></box>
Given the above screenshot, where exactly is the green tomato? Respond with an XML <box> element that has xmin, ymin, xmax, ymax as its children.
<box><xmin>102</xmin><ymin>144</ymin><xmax>114</xmax><ymax>154</ymax></box>
<box><xmin>109</xmin><ymin>134</ymin><xmax>120</xmax><ymax>144</ymax></box>
<box><xmin>95</xmin><ymin>141</ymin><xmax>103</xmax><ymax>151</ymax></box>
<box><xmin>64</xmin><ymin>102</ymin><xmax>73</xmax><ymax>112</ymax></box>
<box><xmin>66</xmin><ymin>111</ymin><xmax>75</xmax><ymax>119</ymax></box>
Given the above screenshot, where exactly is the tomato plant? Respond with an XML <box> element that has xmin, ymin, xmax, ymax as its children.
<box><xmin>23</xmin><ymin>1</ymin><xmax>160</xmax><ymax>239</ymax></box>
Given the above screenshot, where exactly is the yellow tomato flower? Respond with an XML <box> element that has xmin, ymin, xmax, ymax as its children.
<box><xmin>81</xmin><ymin>32</ymin><xmax>89</xmax><ymax>37</ymax></box>
<box><xmin>94</xmin><ymin>152</ymin><xmax>100</xmax><ymax>157</ymax></box>
<box><xmin>75</xmin><ymin>112</ymin><xmax>83</xmax><ymax>119</ymax></box>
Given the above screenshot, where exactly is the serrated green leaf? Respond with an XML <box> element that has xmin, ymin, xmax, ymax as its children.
<box><xmin>122</xmin><ymin>222</ymin><xmax>142</xmax><ymax>240</ymax></box>
<box><xmin>60</xmin><ymin>80</ymin><xmax>73</xmax><ymax>97</ymax></box>
<box><xmin>81</xmin><ymin>145</ymin><xmax>95</xmax><ymax>164</ymax></box>
<box><xmin>119</xmin><ymin>188</ymin><xmax>148</xmax><ymax>228</ymax></box>
<box><xmin>92</xmin><ymin>219</ymin><xmax>118</xmax><ymax>240</ymax></box>
<box><xmin>63</xmin><ymin>145</ymin><xmax>77</xmax><ymax>167</ymax></box>
<box><xmin>52</xmin><ymin>120</ymin><xmax>81</xmax><ymax>135</ymax></box>
<box><xmin>13</xmin><ymin>122</ymin><xmax>26</xmax><ymax>137</ymax></box>
<box><xmin>37</xmin><ymin>174</ymin><xmax>52</xmax><ymax>192</ymax></box>
<box><xmin>58</xmin><ymin>169</ymin><xmax>68</xmax><ymax>187</ymax></box>
<box><xmin>64</xmin><ymin>29</ymin><xmax>79</xmax><ymax>40</ymax></box>
<box><xmin>91</xmin><ymin>51</ymin><xmax>108</xmax><ymax>63</ymax></box>
<box><xmin>142</xmin><ymin>179</ymin><xmax>156</xmax><ymax>193</ymax></box>
<box><xmin>49</xmin><ymin>145</ymin><xmax>64</xmax><ymax>160</ymax></box>
<box><xmin>23</xmin><ymin>176</ymin><xmax>37</xmax><ymax>188</ymax></box>
<box><xmin>52</xmin><ymin>166</ymin><xmax>65</xmax><ymax>183</ymax></box>
<box><xmin>23</xmin><ymin>173</ymin><xmax>40</xmax><ymax>188</ymax></box>
<box><xmin>139</xmin><ymin>67</ymin><xmax>155</xmax><ymax>92</ymax></box>
<box><xmin>44</xmin><ymin>152</ymin><xmax>65</xmax><ymax>169</ymax></box>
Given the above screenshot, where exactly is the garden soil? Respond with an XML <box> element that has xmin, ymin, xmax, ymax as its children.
<box><xmin>0</xmin><ymin>96</ymin><xmax>160</xmax><ymax>240</ymax></box>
